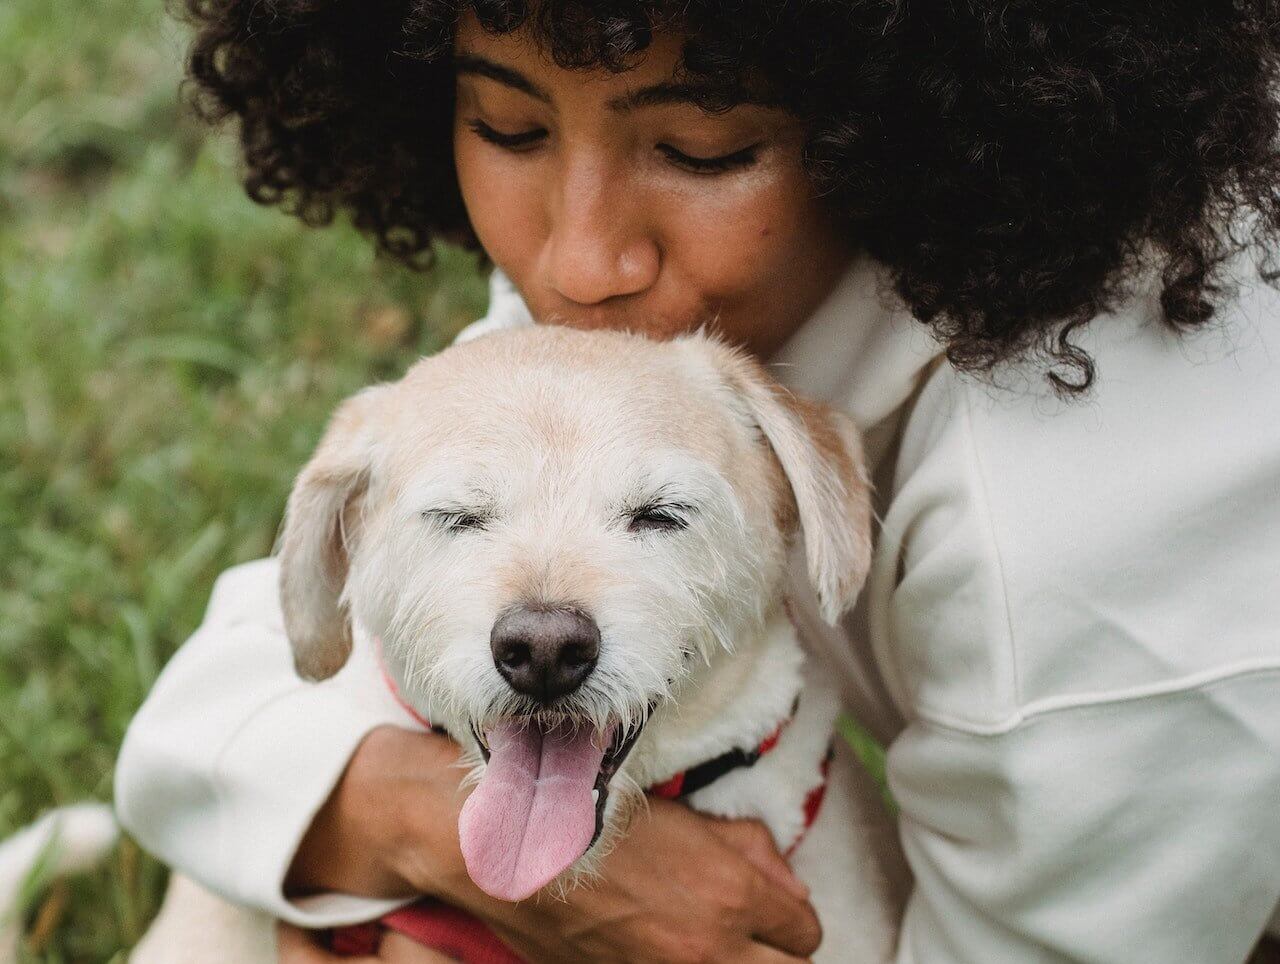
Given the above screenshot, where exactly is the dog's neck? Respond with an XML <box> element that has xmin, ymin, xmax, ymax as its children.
<box><xmin>622</xmin><ymin>601</ymin><xmax>806</xmax><ymax>791</ymax></box>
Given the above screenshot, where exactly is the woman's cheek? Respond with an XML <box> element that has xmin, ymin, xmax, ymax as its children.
<box><xmin>656</xmin><ymin>180</ymin><xmax>806</xmax><ymax>301</ymax></box>
<box><xmin>455</xmin><ymin>138</ymin><xmax>546</xmax><ymax>279</ymax></box>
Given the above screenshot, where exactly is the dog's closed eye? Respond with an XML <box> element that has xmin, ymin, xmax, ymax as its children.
<box><xmin>422</xmin><ymin>507</ymin><xmax>490</xmax><ymax>533</ymax></box>
<box><xmin>627</xmin><ymin>502</ymin><xmax>694</xmax><ymax>534</ymax></box>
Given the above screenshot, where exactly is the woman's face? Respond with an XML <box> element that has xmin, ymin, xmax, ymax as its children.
<box><xmin>452</xmin><ymin>16</ymin><xmax>855</xmax><ymax>358</ymax></box>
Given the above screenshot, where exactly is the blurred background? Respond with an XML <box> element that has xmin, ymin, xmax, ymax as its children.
<box><xmin>0</xmin><ymin>0</ymin><xmax>487</xmax><ymax>958</ymax></box>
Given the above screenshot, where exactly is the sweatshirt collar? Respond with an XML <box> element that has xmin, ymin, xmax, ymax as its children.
<box><xmin>770</xmin><ymin>255</ymin><xmax>943</xmax><ymax>434</ymax></box>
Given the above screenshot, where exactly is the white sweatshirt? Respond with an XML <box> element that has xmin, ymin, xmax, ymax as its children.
<box><xmin>115</xmin><ymin>257</ymin><xmax>1280</xmax><ymax>962</ymax></box>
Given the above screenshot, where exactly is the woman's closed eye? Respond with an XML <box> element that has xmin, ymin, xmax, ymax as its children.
<box><xmin>468</xmin><ymin>119</ymin><xmax>546</xmax><ymax>151</ymax></box>
<box><xmin>467</xmin><ymin>119</ymin><xmax>761</xmax><ymax>175</ymax></box>
<box><xmin>656</xmin><ymin>142</ymin><xmax>761</xmax><ymax>174</ymax></box>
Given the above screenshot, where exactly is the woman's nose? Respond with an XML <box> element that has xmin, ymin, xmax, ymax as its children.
<box><xmin>542</xmin><ymin>160</ymin><xmax>660</xmax><ymax>306</ymax></box>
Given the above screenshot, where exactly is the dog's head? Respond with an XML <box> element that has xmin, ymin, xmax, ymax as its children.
<box><xmin>277</xmin><ymin>326</ymin><xmax>870</xmax><ymax>900</ymax></box>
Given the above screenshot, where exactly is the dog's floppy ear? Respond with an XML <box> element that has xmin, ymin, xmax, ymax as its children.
<box><xmin>687</xmin><ymin>336</ymin><xmax>873</xmax><ymax>624</ymax></box>
<box><xmin>277</xmin><ymin>383</ymin><xmax>393</xmax><ymax>681</ymax></box>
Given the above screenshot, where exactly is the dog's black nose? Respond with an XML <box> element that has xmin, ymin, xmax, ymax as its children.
<box><xmin>490</xmin><ymin>605</ymin><xmax>600</xmax><ymax>703</ymax></box>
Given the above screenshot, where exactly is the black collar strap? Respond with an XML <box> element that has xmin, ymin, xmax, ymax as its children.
<box><xmin>647</xmin><ymin>697</ymin><xmax>799</xmax><ymax>800</ymax></box>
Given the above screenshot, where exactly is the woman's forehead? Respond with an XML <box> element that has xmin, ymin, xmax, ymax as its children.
<box><xmin>452</xmin><ymin>12</ymin><xmax>770</xmax><ymax>114</ymax></box>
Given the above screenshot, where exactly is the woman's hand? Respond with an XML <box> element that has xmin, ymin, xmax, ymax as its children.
<box><xmin>477</xmin><ymin>799</ymin><xmax>822</xmax><ymax>963</ymax></box>
<box><xmin>285</xmin><ymin>725</ymin><xmax>822</xmax><ymax>964</ymax></box>
<box><xmin>286</xmin><ymin>725</ymin><xmax>467</xmax><ymax>903</ymax></box>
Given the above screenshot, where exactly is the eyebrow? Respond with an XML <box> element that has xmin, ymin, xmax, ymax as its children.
<box><xmin>454</xmin><ymin>54</ymin><xmax>552</xmax><ymax>104</ymax></box>
<box><xmin>608</xmin><ymin>82</ymin><xmax>765</xmax><ymax>112</ymax></box>
<box><xmin>453</xmin><ymin>53</ymin><xmax>766</xmax><ymax>112</ymax></box>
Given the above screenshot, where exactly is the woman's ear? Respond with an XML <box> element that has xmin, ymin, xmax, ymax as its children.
<box><xmin>277</xmin><ymin>383</ymin><xmax>394</xmax><ymax>681</ymax></box>
<box><xmin>685</xmin><ymin>335</ymin><xmax>873</xmax><ymax>625</ymax></box>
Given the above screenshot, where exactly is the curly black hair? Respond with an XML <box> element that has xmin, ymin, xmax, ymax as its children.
<box><xmin>181</xmin><ymin>0</ymin><xmax>1280</xmax><ymax>390</ymax></box>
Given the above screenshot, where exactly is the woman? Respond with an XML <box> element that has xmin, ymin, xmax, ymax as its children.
<box><xmin>116</xmin><ymin>2</ymin><xmax>1280</xmax><ymax>962</ymax></box>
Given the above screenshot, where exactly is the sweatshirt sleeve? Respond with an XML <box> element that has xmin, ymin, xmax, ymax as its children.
<box><xmin>888</xmin><ymin>678</ymin><xmax>1280</xmax><ymax>964</ymax></box>
<box><xmin>113</xmin><ymin>558</ymin><xmax>417</xmax><ymax>927</ymax></box>
<box><xmin>870</xmin><ymin>295</ymin><xmax>1280</xmax><ymax>963</ymax></box>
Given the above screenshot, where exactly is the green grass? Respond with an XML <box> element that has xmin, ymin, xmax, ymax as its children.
<box><xmin>0</xmin><ymin>1</ymin><xmax>486</xmax><ymax>958</ymax></box>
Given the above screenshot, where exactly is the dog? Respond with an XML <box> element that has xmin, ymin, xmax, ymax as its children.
<box><xmin>133</xmin><ymin>325</ymin><xmax>909</xmax><ymax>962</ymax></box>
<box><xmin>0</xmin><ymin>804</ymin><xmax>118</xmax><ymax>964</ymax></box>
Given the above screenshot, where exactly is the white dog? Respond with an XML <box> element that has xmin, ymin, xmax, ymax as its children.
<box><xmin>134</xmin><ymin>325</ymin><xmax>908</xmax><ymax>963</ymax></box>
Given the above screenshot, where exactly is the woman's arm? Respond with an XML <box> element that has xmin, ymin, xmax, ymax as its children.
<box><xmin>113</xmin><ymin>558</ymin><xmax>415</xmax><ymax>927</ymax></box>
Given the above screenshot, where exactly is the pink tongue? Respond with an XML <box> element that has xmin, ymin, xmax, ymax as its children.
<box><xmin>459</xmin><ymin>719</ymin><xmax>606</xmax><ymax>901</ymax></box>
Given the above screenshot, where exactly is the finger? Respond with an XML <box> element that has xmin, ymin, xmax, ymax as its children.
<box><xmin>711</xmin><ymin>820</ymin><xmax>809</xmax><ymax>901</ymax></box>
<box><xmin>277</xmin><ymin>922</ymin><xmax>380</xmax><ymax>964</ymax></box>
<box><xmin>744</xmin><ymin>872</ymin><xmax>823</xmax><ymax>959</ymax></box>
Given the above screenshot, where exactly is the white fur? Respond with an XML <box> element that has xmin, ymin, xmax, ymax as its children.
<box><xmin>0</xmin><ymin>804</ymin><xmax>118</xmax><ymax>964</ymax></box>
<box><xmin>138</xmin><ymin>328</ymin><xmax>908</xmax><ymax>962</ymax></box>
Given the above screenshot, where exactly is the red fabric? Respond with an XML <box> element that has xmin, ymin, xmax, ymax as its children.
<box><xmin>647</xmin><ymin>770</ymin><xmax>685</xmax><ymax>799</ymax></box>
<box><xmin>786</xmin><ymin>752</ymin><xmax>833</xmax><ymax>858</ymax></box>
<box><xmin>382</xmin><ymin>900</ymin><xmax>524</xmax><ymax>964</ymax></box>
<box><xmin>375</xmin><ymin>637</ymin><xmax>435</xmax><ymax>731</ymax></box>
<box><xmin>756</xmin><ymin>723</ymin><xmax>784</xmax><ymax>756</ymax></box>
<box><xmin>329</xmin><ymin>922</ymin><xmax>381</xmax><ymax>955</ymax></box>
<box><xmin>330</xmin><ymin>901</ymin><xmax>521</xmax><ymax>963</ymax></box>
